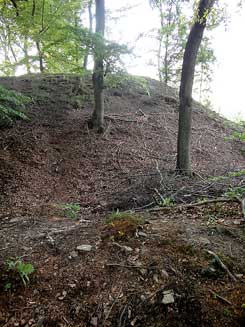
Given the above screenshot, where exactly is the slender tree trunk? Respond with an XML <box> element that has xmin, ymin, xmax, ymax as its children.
<box><xmin>36</xmin><ymin>41</ymin><xmax>45</xmax><ymax>72</ymax></box>
<box><xmin>176</xmin><ymin>0</ymin><xmax>215</xmax><ymax>175</ymax></box>
<box><xmin>90</xmin><ymin>0</ymin><xmax>105</xmax><ymax>131</ymax></box>
<box><xmin>24</xmin><ymin>37</ymin><xmax>31</xmax><ymax>74</ymax></box>
<box><xmin>163</xmin><ymin>2</ymin><xmax>173</xmax><ymax>85</ymax></box>
<box><xmin>157</xmin><ymin>3</ymin><xmax>164</xmax><ymax>82</ymax></box>
<box><xmin>83</xmin><ymin>0</ymin><xmax>93</xmax><ymax>70</ymax></box>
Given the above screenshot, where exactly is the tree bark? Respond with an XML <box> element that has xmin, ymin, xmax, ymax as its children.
<box><xmin>90</xmin><ymin>0</ymin><xmax>105</xmax><ymax>131</ymax></box>
<box><xmin>176</xmin><ymin>0</ymin><xmax>215</xmax><ymax>175</ymax></box>
<box><xmin>36</xmin><ymin>41</ymin><xmax>45</xmax><ymax>72</ymax></box>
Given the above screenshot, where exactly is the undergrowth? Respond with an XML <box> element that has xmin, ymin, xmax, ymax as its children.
<box><xmin>0</xmin><ymin>85</ymin><xmax>30</xmax><ymax>128</ymax></box>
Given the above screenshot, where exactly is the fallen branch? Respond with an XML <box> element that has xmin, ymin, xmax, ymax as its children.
<box><xmin>206</xmin><ymin>250</ymin><xmax>237</xmax><ymax>282</ymax></box>
<box><xmin>105</xmin><ymin>263</ymin><xmax>145</xmax><ymax>269</ymax></box>
<box><xmin>105</xmin><ymin>115</ymin><xmax>139</xmax><ymax>123</ymax></box>
<box><xmin>208</xmin><ymin>289</ymin><xmax>232</xmax><ymax>305</ymax></box>
<box><xmin>148</xmin><ymin>197</ymin><xmax>239</xmax><ymax>212</ymax></box>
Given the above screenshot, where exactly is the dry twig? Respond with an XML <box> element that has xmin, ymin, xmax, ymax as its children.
<box><xmin>206</xmin><ymin>250</ymin><xmax>237</xmax><ymax>282</ymax></box>
<box><xmin>208</xmin><ymin>289</ymin><xmax>232</xmax><ymax>305</ymax></box>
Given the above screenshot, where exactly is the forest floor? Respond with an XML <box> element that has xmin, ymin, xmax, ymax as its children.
<box><xmin>0</xmin><ymin>75</ymin><xmax>244</xmax><ymax>327</ymax></box>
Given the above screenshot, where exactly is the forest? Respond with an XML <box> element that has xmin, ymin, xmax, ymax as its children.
<box><xmin>0</xmin><ymin>0</ymin><xmax>244</xmax><ymax>326</ymax></box>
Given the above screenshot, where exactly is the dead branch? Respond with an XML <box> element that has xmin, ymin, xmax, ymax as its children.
<box><xmin>206</xmin><ymin>250</ymin><xmax>237</xmax><ymax>282</ymax></box>
<box><xmin>208</xmin><ymin>289</ymin><xmax>232</xmax><ymax>305</ymax></box>
<box><xmin>148</xmin><ymin>197</ymin><xmax>239</xmax><ymax>212</ymax></box>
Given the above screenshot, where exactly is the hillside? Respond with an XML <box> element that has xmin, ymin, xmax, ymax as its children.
<box><xmin>0</xmin><ymin>74</ymin><xmax>244</xmax><ymax>327</ymax></box>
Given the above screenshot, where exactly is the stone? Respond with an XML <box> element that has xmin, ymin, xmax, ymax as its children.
<box><xmin>90</xmin><ymin>317</ymin><xmax>98</xmax><ymax>326</ymax></box>
<box><xmin>70</xmin><ymin>251</ymin><xmax>78</xmax><ymax>258</ymax></box>
<box><xmin>162</xmin><ymin>290</ymin><xmax>175</xmax><ymax>305</ymax></box>
<box><xmin>57</xmin><ymin>290</ymin><xmax>67</xmax><ymax>300</ymax></box>
<box><xmin>161</xmin><ymin>269</ymin><xmax>169</xmax><ymax>278</ymax></box>
<box><xmin>138</xmin><ymin>231</ymin><xmax>147</xmax><ymax>238</ymax></box>
<box><xmin>112</xmin><ymin>242</ymin><xmax>133</xmax><ymax>252</ymax></box>
<box><xmin>76</xmin><ymin>244</ymin><xmax>92</xmax><ymax>252</ymax></box>
<box><xmin>235</xmin><ymin>274</ymin><xmax>243</xmax><ymax>279</ymax></box>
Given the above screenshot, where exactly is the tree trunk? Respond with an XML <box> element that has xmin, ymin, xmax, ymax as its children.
<box><xmin>157</xmin><ymin>2</ymin><xmax>164</xmax><ymax>82</ymax></box>
<box><xmin>90</xmin><ymin>0</ymin><xmax>105</xmax><ymax>131</ymax></box>
<box><xmin>176</xmin><ymin>0</ymin><xmax>215</xmax><ymax>175</ymax></box>
<box><xmin>83</xmin><ymin>0</ymin><xmax>93</xmax><ymax>70</ymax></box>
<box><xmin>24</xmin><ymin>37</ymin><xmax>31</xmax><ymax>74</ymax></box>
<box><xmin>36</xmin><ymin>41</ymin><xmax>44</xmax><ymax>72</ymax></box>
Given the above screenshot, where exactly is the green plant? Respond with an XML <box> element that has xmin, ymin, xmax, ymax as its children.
<box><xmin>60</xmin><ymin>203</ymin><xmax>81</xmax><ymax>219</ymax></box>
<box><xmin>6</xmin><ymin>259</ymin><xmax>34</xmax><ymax>286</ymax></box>
<box><xmin>225</xmin><ymin>187</ymin><xmax>245</xmax><ymax>199</ymax></box>
<box><xmin>4</xmin><ymin>282</ymin><xmax>12</xmax><ymax>291</ymax></box>
<box><xmin>159</xmin><ymin>197</ymin><xmax>175</xmax><ymax>207</ymax></box>
<box><xmin>105</xmin><ymin>73</ymin><xmax>151</xmax><ymax>96</ymax></box>
<box><xmin>0</xmin><ymin>86</ymin><xmax>30</xmax><ymax>127</ymax></box>
<box><xmin>223</xmin><ymin>308</ymin><xmax>233</xmax><ymax>317</ymax></box>
<box><xmin>106</xmin><ymin>209</ymin><xmax>144</xmax><ymax>225</ymax></box>
<box><xmin>207</xmin><ymin>214</ymin><xmax>218</xmax><ymax>225</ymax></box>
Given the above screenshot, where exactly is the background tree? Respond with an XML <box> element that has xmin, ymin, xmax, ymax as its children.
<box><xmin>0</xmin><ymin>0</ymin><xmax>90</xmax><ymax>74</ymax></box>
<box><xmin>90</xmin><ymin>0</ymin><xmax>105</xmax><ymax>131</ymax></box>
<box><xmin>150</xmin><ymin>0</ymin><xmax>217</xmax><ymax>101</ymax></box>
<box><xmin>176</xmin><ymin>0</ymin><xmax>215</xmax><ymax>175</ymax></box>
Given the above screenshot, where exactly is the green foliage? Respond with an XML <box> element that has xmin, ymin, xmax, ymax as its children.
<box><xmin>0</xmin><ymin>1</ymin><xmax>129</xmax><ymax>76</ymax></box>
<box><xmin>228</xmin><ymin>131</ymin><xmax>245</xmax><ymax>142</ymax></box>
<box><xmin>105</xmin><ymin>73</ymin><xmax>150</xmax><ymax>96</ymax></box>
<box><xmin>0</xmin><ymin>86</ymin><xmax>30</xmax><ymax>127</ymax></box>
<box><xmin>207</xmin><ymin>214</ymin><xmax>218</xmax><ymax>225</ymax></box>
<box><xmin>150</xmin><ymin>0</ymin><xmax>216</xmax><ymax>102</ymax></box>
<box><xmin>60</xmin><ymin>203</ymin><xmax>81</xmax><ymax>219</ymax></box>
<box><xmin>209</xmin><ymin>169</ymin><xmax>245</xmax><ymax>182</ymax></box>
<box><xmin>5</xmin><ymin>259</ymin><xmax>34</xmax><ymax>286</ymax></box>
<box><xmin>159</xmin><ymin>197</ymin><xmax>175</xmax><ymax>207</ymax></box>
<box><xmin>0</xmin><ymin>0</ymin><xmax>88</xmax><ymax>74</ymax></box>
<box><xmin>225</xmin><ymin>187</ymin><xmax>245</xmax><ymax>199</ymax></box>
<box><xmin>106</xmin><ymin>210</ymin><xmax>145</xmax><ymax>225</ymax></box>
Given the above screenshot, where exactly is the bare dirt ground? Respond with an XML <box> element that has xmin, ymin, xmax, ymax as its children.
<box><xmin>0</xmin><ymin>75</ymin><xmax>244</xmax><ymax>327</ymax></box>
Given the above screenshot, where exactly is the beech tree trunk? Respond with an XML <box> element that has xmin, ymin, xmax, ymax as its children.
<box><xmin>176</xmin><ymin>0</ymin><xmax>215</xmax><ymax>175</ymax></box>
<box><xmin>90</xmin><ymin>0</ymin><xmax>105</xmax><ymax>131</ymax></box>
<box><xmin>36</xmin><ymin>41</ymin><xmax>45</xmax><ymax>72</ymax></box>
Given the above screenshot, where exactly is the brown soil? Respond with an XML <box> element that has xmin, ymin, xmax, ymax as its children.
<box><xmin>0</xmin><ymin>75</ymin><xmax>244</xmax><ymax>327</ymax></box>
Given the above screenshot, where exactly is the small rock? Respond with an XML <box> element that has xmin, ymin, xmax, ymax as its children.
<box><xmin>161</xmin><ymin>269</ymin><xmax>169</xmax><ymax>278</ymax></box>
<box><xmin>153</xmin><ymin>274</ymin><xmax>159</xmax><ymax>283</ymax></box>
<box><xmin>57</xmin><ymin>290</ymin><xmax>67</xmax><ymax>300</ymax></box>
<box><xmin>70</xmin><ymin>250</ymin><xmax>78</xmax><ymax>258</ymax></box>
<box><xmin>137</xmin><ymin>231</ymin><xmax>147</xmax><ymax>238</ymax></box>
<box><xmin>76</xmin><ymin>244</ymin><xmax>92</xmax><ymax>252</ymax></box>
<box><xmin>162</xmin><ymin>290</ymin><xmax>175</xmax><ymax>305</ymax></box>
<box><xmin>68</xmin><ymin>283</ymin><xmax>76</xmax><ymax>288</ymax></box>
<box><xmin>90</xmin><ymin>317</ymin><xmax>98</xmax><ymax>326</ymax></box>
<box><xmin>10</xmin><ymin>217</ymin><xmax>21</xmax><ymax>223</ymax></box>
<box><xmin>28</xmin><ymin>319</ymin><xmax>35</xmax><ymax>325</ymax></box>
<box><xmin>113</xmin><ymin>242</ymin><xmax>133</xmax><ymax>252</ymax></box>
<box><xmin>235</xmin><ymin>274</ymin><xmax>243</xmax><ymax>279</ymax></box>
